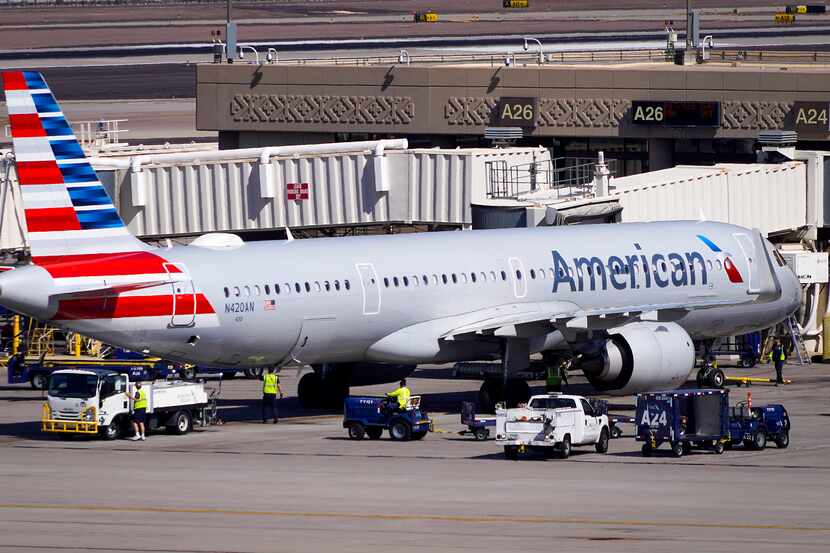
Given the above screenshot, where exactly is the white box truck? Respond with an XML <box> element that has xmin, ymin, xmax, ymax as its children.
<box><xmin>495</xmin><ymin>394</ymin><xmax>610</xmax><ymax>459</ymax></box>
<box><xmin>42</xmin><ymin>368</ymin><xmax>210</xmax><ymax>439</ymax></box>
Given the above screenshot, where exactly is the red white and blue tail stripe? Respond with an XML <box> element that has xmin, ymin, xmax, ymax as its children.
<box><xmin>2</xmin><ymin>71</ymin><xmax>217</xmax><ymax>326</ymax></box>
<box><xmin>3</xmin><ymin>70</ymin><xmax>144</xmax><ymax>259</ymax></box>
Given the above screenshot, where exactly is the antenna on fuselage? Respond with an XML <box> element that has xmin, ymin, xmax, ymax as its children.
<box><xmin>284</xmin><ymin>226</ymin><xmax>294</xmax><ymax>242</ymax></box>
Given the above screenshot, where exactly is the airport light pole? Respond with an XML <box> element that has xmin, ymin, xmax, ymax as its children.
<box><xmin>685</xmin><ymin>0</ymin><xmax>692</xmax><ymax>49</ymax></box>
<box><xmin>523</xmin><ymin>37</ymin><xmax>544</xmax><ymax>64</ymax></box>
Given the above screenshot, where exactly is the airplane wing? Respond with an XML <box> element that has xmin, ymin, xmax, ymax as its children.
<box><xmin>367</xmin><ymin>296</ymin><xmax>736</xmax><ymax>363</ymax></box>
<box><xmin>440</xmin><ymin>294</ymin><xmax>746</xmax><ymax>340</ymax></box>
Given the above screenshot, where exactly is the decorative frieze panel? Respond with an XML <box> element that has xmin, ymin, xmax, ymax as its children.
<box><xmin>444</xmin><ymin>97</ymin><xmax>499</xmax><ymax>126</ymax></box>
<box><xmin>444</xmin><ymin>97</ymin><xmax>629</xmax><ymax>128</ymax></box>
<box><xmin>538</xmin><ymin>98</ymin><xmax>629</xmax><ymax>128</ymax></box>
<box><xmin>721</xmin><ymin>101</ymin><xmax>791</xmax><ymax>130</ymax></box>
<box><xmin>230</xmin><ymin>94</ymin><xmax>415</xmax><ymax>125</ymax></box>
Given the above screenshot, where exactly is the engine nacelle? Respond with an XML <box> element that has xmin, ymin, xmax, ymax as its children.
<box><xmin>581</xmin><ymin>321</ymin><xmax>695</xmax><ymax>394</ymax></box>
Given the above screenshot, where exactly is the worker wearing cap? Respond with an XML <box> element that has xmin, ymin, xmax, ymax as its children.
<box><xmin>262</xmin><ymin>368</ymin><xmax>283</xmax><ymax>423</ymax></box>
<box><xmin>386</xmin><ymin>379</ymin><xmax>411</xmax><ymax>412</ymax></box>
<box><xmin>772</xmin><ymin>340</ymin><xmax>786</xmax><ymax>386</ymax></box>
<box><xmin>125</xmin><ymin>382</ymin><xmax>147</xmax><ymax>441</ymax></box>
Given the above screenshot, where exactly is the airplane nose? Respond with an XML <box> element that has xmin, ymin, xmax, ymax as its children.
<box><xmin>0</xmin><ymin>265</ymin><xmax>56</xmax><ymax>320</ymax></box>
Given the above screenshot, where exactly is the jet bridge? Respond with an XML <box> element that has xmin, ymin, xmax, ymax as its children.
<box><xmin>0</xmin><ymin>140</ymin><xmax>550</xmax><ymax>252</ymax></box>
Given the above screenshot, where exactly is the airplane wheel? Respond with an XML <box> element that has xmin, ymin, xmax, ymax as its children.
<box><xmin>478</xmin><ymin>379</ymin><xmax>503</xmax><ymax>413</ymax></box>
<box><xmin>505</xmin><ymin>379</ymin><xmax>530</xmax><ymax>408</ymax></box>
<box><xmin>709</xmin><ymin>369</ymin><xmax>725</xmax><ymax>389</ymax></box>
<box><xmin>298</xmin><ymin>372</ymin><xmax>322</xmax><ymax>408</ymax></box>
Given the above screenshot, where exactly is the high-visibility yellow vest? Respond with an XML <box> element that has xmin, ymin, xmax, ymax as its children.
<box><xmin>387</xmin><ymin>386</ymin><xmax>411</xmax><ymax>409</ymax></box>
<box><xmin>134</xmin><ymin>388</ymin><xmax>147</xmax><ymax>410</ymax></box>
<box><xmin>263</xmin><ymin>373</ymin><xmax>278</xmax><ymax>395</ymax></box>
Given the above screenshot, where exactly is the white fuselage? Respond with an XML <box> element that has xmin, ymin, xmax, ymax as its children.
<box><xmin>42</xmin><ymin>221</ymin><xmax>799</xmax><ymax>370</ymax></box>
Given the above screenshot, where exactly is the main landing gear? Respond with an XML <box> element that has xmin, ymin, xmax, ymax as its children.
<box><xmin>298</xmin><ymin>370</ymin><xmax>349</xmax><ymax>409</ymax></box>
<box><xmin>478</xmin><ymin>378</ymin><xmax>530</xmax><ymax>413</ymax></box>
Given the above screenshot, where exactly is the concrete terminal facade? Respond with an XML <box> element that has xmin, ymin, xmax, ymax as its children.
<box><xmin>197</xmin><ymin>58</ymin><xmax>830</xmax><ymax>176</ymax></box>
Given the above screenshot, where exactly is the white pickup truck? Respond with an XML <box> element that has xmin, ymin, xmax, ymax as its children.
<box><xmin>42</xmin><ymin>368</ymin><xmax>210</xmax><ymax>439</ymax></box>
<box><xmin>495</xmin><ymin>394</ymin><xmax>610</xmax><ymax>459</ymax></box>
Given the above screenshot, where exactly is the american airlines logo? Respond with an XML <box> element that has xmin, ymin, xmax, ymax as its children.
<box><xmin>551</xmin><ymin>243</ymin><xmax>711</xmax><ymax>293</ymax></box>
<box><xmin>550</xmin><ymin>235</ymin><xmax>743</xmax><ymax>293</ymax></box>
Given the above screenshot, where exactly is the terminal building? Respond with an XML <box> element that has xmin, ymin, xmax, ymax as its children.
<box><xmin>196</xmin><ymin>52</ymin><xmax>830</xmax><ymax>176</ymax></box>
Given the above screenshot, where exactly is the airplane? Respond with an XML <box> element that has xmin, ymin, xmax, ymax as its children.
<box><xmin>0</xmin><ymin>71</ymin><xmax>801</xmax><ymax>409</ymax></box>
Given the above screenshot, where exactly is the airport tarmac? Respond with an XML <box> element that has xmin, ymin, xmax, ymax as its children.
<box><xmin>0</xmin><ymin>362</ymin><xmax>828</xmax><ymax>552</ymax></box>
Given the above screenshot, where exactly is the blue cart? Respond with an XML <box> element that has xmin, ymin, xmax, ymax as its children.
<box><xmin>461</xmin><ymin>401</ymin><xmax>495</xmax><ymax>440</ymax></box>
<box><xmin>343</xmin><ymin>395</ymin><xmax>432</xmax><ymax>441</ymax></box>
<box><xmin>728</xmin><ymin>401</ymin><xmax>790</xmax><ymax>450</ymax></box>
<box><xmin>636</xmin><ymin>389</ymin><xmax>730</xmax><ymax>457</ymax></box>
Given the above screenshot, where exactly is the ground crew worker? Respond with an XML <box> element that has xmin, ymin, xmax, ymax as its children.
<box><xmin>772</xmin><ymin>340</ymin><xmax>786</xmax><ymax>385</ymax></box>
<box><xmin>262</xmin><ymin>368</ymin><xmax>283</xmax><ymax>423</ymax></box>
<box><xmin>546</xmin><ymin>359</ymin><xmax>569</xmax><ymax>393</ymax></box>
<box><xmin>125</xmin><ymin>382</ymin><xmax>147</xmax><ymax>441</ymax></box>
<box><xmin>386</xmin><ymin>379</ymin><xmax>411</xmax><ymax>412</ymax></box>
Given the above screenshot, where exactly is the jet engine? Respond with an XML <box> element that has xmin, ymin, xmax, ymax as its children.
<box><xmin>580</xmin><ymin>321</ymin><xmax>695</xmax><ymax>394</ymax></box>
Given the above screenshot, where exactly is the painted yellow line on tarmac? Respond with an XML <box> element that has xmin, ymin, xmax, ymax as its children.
<box><xmin>0</xmin><ymin>503</ymin><xmax>828</xmax><ymax>533</ymax></box>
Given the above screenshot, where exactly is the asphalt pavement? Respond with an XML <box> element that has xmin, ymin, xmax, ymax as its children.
<box><xmin>0</xmin><ymin>362</ymin><xmax>828</xmax><ymax>552</ymax></box>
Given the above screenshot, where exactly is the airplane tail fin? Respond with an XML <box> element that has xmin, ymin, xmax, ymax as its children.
<box><xmin>2</xmin><ymin>70</ymin><xmax>147</xmax><ymax>263</ymax></box>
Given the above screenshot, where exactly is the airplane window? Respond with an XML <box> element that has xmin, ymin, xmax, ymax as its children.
<box><xmin>393</xmin><ymin>276</ymin><xmax>399</xmax><ymax>287</ymax></box>
<box><xmin>490</xmin><ymin>270</ymin><xmax>497</xmax><ymax>281</ymax></box>
<box><xmin>384</xmin><ymin>277</ymin><xmax>389</xmax><ymax>288</ymax></box>
<box><xmin>314</xmin><ymin>281</ymin><xmax>321</xmax><ymax>292</ymax></box>
<box><xmin>515</xmin><ymin>270</ymin><xmax>522</xmax><ymax>280</ymax></box>
<box><xmin>716</xmin><ymin>260</ymin><xmax>723</xmax><ymax>271</ymax></box>
<box><xmin>707</xmin><ymin>260</ymin><xmax>714</xmax><ymax>272</ymax></box>
<box><xmin>305</xmin><ymin>282</ymin><xmax>311</xmax><ymax>292</ymax></box>
<box><xmin>471</xmin><ymin>272</ymin><xmax>477</xmax><ymax>283</ymax></box>
<box><xmin>324</xmin><ymin>280</ymin><xmax>331</xmax><ymax>291</ymax></box>
<box><xmin>403</xmin><ymin>276</ymin><xmax>409</xmax><ymax>287</ymax></box>
<box><xmin>233</xmin><ymin>286</ymin><xmax>240</xmax><ymax>297</ymax></box>
<box><xmin>432</xmin><ymin>274</ymin><xmax>439</xmax><ymax>285</ymax></box>
<box><xmin>223</xmin><ymin>287</ymin><xmax>229</xmax><ymax>298</ymax></box>
<box><xmin>275</xmin><ymin>284</ymin><xmax>281</xmax><ymax>295</ymax></box>
<box><xmin>264</xmin><ymin>284</ymin><xmax>270</xmax><ymax>295</ymax></box>
<box><xmin>334</xmin><ymin>280</ymin><xmax>340</xmax><ymax>291</ymax></box>
<box><xmin>451</xmin><ymin>273</ymin><xmax>458</xmax><ymax>284</ymax></box>
<box><xmin>442</xmin><ymin>274</ymin><xmax>448</xmax><ymax>284</ymax></box>
<box><xmin>461</xmin><ymin>273</ymin><xmax>468</xmax><ymax>284</ymax></box>
<box><xmin>295</xmin><ymin>283</ymin><xmax>301</xmax><ymax>293</ymax></box>
<box><xmin>411</xmin><ymin>275</ymin><xmax>418</xmax><ymax>287</ymax></box>
<box><xmin>501</xmin><ymin>270</ymin><xmax>507</xmax><ymax>281</ymax></box>
<box><xmin>344</xmin><ymin>280</ymin><xmax>351</xmax><ymax>290</ymax></box>
<box><xmin>244</xmin><ymin>286</ymin><xmax>251</xmax><ymax>297</ymax></box>
<box><xmin>422</xmin><ymin>275</ymin><xmax>429</xmax><ymax>286</ymax></box>
<box><xmin>254</xmin><ymin>285</ymin><xmax>261</xmax><ymax>296</ymax></box>
<box><xmin>480</xmin><ymin>271</ymin><xmax>487</xmax><ymax>282</ymax></box>
<box><xmin>284</xmin><ymin>283</ymin><xmax>291</xmax><ymax>295</ymax></box>
<box><xmin>538</xmin><ymin>268</ymin><xmax>545</xmax><ymax>280</ymax></box>
<box><xmin>530</xmin><ymin>269</ymin><xmax>536</xmax><ymax>279</ymax></box>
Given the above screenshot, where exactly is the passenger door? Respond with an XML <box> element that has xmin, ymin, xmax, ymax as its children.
<box><xmin>164</xmin><ymin>263</ymin><xmax>196</xmax><ymax>327</ymax></box>
<box><xmin>508</xmin><ymin>257</ymin><xmax>527</xmax><ymax>299</ymax></box>
<box><xmin>733</xmin><ymin>233</ymin><xmax>761</xmax><ymax>293</ymax></box>
<box><xmin>355</xmin><ymin>263</ymin><xmax>381</xmax><ymax>315</ymax></box>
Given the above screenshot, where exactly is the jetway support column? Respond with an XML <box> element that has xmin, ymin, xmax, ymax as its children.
<box><xmin>648</xmin><ymin>138</ymin><xmax>674</xmax><ymax>171</ymax></box>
